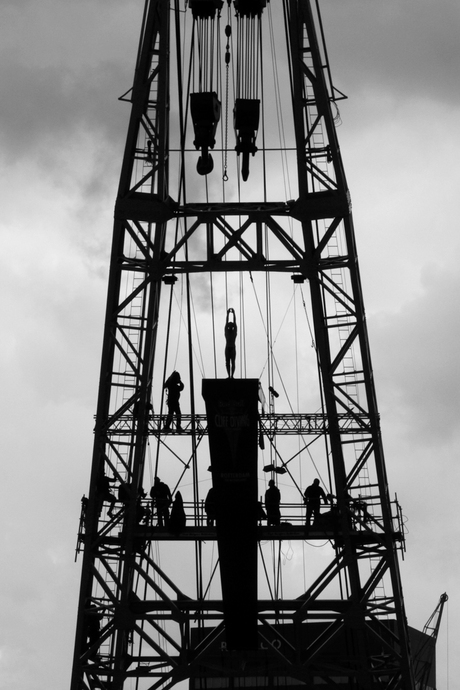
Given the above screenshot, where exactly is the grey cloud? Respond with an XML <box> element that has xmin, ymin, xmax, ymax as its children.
<box><xmin>370</xmin><ymin>263</ymin><xmax>460</xmax><ymax>445</ymax></box>
<box><xmin>0</xmin><ymin>58</ymin><xmax>130</xmax><ymax>160</ymax></box>
<box><xmin>324</xmin><ymin>0</ymin><xmax>460</xmax><ymax>105</ymax></box>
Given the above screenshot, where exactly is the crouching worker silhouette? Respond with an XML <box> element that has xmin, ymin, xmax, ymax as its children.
<box><xmin>163</xmin><ymin>371</ymin><xmax>184</xmax><ymax>432</ymax></box>
<box><xmin>304</xmin><ymin>478</ymin><xmax>329</xmax><ymax>535</ymax></box>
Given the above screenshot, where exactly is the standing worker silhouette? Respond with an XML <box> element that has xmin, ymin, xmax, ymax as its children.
<box><xmin>204</xmin><ymin>487</ymin><xmax>217</xmax><ymax>526</ymax></box>
<box><xmin>304</xmin><ymin>478</ymin><xmax>328</xmax><ymax>534</ymax></box>
<box><xmin>224</xmin><ymin>308</ymin><xmax>237</xmax><ymax>378</ymax></box>
<box><xmin>163</xmin><ymin>371</ymin><xmax>184</xmax><ymax>432</ymax></box>
<box><xmin>265</xmin><ymin>479</ymin><xmax>281</xmax><ymax>526</ymax></box>
<box><xmin>150</xmin><ymin>477</ymin><xmax>172</xmax><ymax>527</ymax></box>
<box><xmin>169</xmin><ymin>491</ymin><xmax>186</xmax><ymax>535</ymax></box>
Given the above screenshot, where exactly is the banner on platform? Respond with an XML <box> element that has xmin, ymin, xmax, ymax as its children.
<box><xmin>202</xmin><ymin>378</ymin><xmax>259</xmax><ymax>650</ymax></box>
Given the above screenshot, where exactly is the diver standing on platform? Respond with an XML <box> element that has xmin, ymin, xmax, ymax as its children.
<box><xmin>224</xmin><ymin>308</ymin><xmax>237</xmax><ymax>378</ymax></box>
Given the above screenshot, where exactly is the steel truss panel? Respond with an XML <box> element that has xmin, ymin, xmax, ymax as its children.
<box><xmin>71</xmin><ymin>1</ymin><xmax>416</xmax><ymax>689</ymax></box>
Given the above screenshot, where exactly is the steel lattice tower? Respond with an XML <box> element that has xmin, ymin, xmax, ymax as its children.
<box><xmin>71</xmin><ymin>1</ymin><xmax>416</xmax><ymax>688</ymax></box>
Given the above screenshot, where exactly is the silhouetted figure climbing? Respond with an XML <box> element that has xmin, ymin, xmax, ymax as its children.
<box><xmin>224</xmin><ymin>308</ymin><xmax>237</xmax><ymax>378</ymax></box>
<box><xmin>118</xmin><ymin>481</ymin><xmax>132</xmax><ymax>504</ymax></box>
<box><xmin>304</xmin><ymin>478</ymin><xmax>328</xmax><ymax>533</ymax></box>
<box><xmin>345</xmin><ymin>490</ymin><xmax>371</xmax><ymax>529</ymax></box>
<box><xmin>150</xmin><ymin>477</ymin><xmax>172</xmax><ymax>527</ymax></box>
<box><xmin>96</xmin><ymin>473</ymin><xmax>117</xmax><ymax>518</ymax></box>
<box><xmin>205</xmin><ymin>487</ymin><xmax>217</xmax><ymax>526</ymax></box>
<box><xmin>163</xmin><ymin>371</ymin><xmax>184</xmax><ymax>431</ymax></box>
<box><xmin>83</xmin><ymin>599</ymin><xmax>103</xmax><ymax>659</ymax></box>
<box><xmin>265</xmin><ymin>479</ymin><xmax>281</xmax><ymax>526</ymax></box>
<box><xmin>169</xmin><ymin>491</ymin><xmax>186</xmax><ymax>534</ymax></box>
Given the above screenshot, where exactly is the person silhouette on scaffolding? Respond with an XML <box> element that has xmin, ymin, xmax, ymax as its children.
<box><xmin>224</xmin><ymin>308</ymin><xmax>237</xmax><ymax>378</ymax></box>
<box><xmin>163</xmin><ymin>371</ymin><xmax>184</xmax><ymax>432</ymax></box>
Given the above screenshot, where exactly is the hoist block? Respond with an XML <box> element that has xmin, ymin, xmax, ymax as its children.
<box><xmin>234</xmin><ymin>98</ymin><xmax>260</xmax><ymax>180</ymax></box>
<box><xmin>191</xmin><ymin>92</ymin><xmax>221</xmax><ymax>150</ymax></box>
<box><xmin>191</xmin><ymin>92</ymin><xmax>222</xmax><ymax>175</ymax></box>
<box><xmin>234</xmin><ymin>98</ymin><xmax>260</xmax><ymax>135</ymax></box>
<box><xmin>233</xmin><ymin>0</ymin><xmax>268</xmax><ymax>18</ymax></box>
<box><xmin>189</xmin><ymin>0</ymin><xmax>224</xmax><ymax>20</ymax></box>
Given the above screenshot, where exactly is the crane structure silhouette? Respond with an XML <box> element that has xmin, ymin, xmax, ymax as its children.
<box><xmin>71</xmin><ymin>1</ymin><xmax>423</xmax><ymax>688</ymax></box>
<box><xmin>413</xmin><ymin>593</ymin><xmax>448</xmax><ymax>690</ymax></box>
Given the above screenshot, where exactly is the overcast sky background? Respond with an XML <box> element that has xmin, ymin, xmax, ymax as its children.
<box><xmin>0</xmin><ymin>0</ymin><xmax>458</xmax><ymax>688</ymax></box>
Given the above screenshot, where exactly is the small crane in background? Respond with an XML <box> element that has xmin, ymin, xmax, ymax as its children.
<box><xmin>413</xmin><ymin>593</ymin><xmax>448</xmax><ymax>690</ymax></box>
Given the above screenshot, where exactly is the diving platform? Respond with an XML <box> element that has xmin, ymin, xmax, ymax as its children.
<box><xmin>105</xmin><ymin>411</ymin><xmax>374</xmax><ymax>436</ymax></box>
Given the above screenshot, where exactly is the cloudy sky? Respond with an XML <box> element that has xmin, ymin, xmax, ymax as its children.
<box><xmin>0</xmin><ymin>0</ymin><xmax>459</xmax><ymax>688</ymax></box>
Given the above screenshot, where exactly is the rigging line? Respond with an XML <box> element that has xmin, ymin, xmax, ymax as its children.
<box><xmin>276</xmin><ymin>541</ymin><xmax>283</xmax><ymax>601</ymax></box>
<box><xmin>154</xmin><ymin>260</ymin><xmax>178</xmax><ymax>480</ymax></box>
<box><xmin>203</xmin><ymin>555</ymin><xmax>220</xmax><ymax>600</ymax></box>
<box><xmin>271</xmin><ymin>540</ymin><xmax>279</xmax><ymax>600</ymax></box>
<box><xmin>304</xmin><ymin>246</ymin><xmax>335</xmax><ymax>497</ymax></box>
<box><xmin>249</xmin><ymin>20</ymin><xmax>253</xmax><ymax>97</ymax></box>
<box><xmin>258</xmin><ymin>542</ymin><xmax>275</xmax><ymax>602</ymax></box>
<box><xmin>196</xmin><ymin>539</ymin><xmax>204</xmax><ymax>612</ymax></box>
<box><xmin>247</xmin><ymin>19</ymin><xmax>251</xmax><ymax>96</ymax></box>
<box><xmin>276</xmin><ymin>434</ymin><xmax>325</xmax><ymax>468</ymax></box>
<box><xmin>210</xmin><ymin>274</ymin><xmax>218</xmax><ymax>378</ymax></box>
<box><xmin>173</xmin><ymin>444</ymin><xmax>205</xmax><ymax>485</ymax></box>
<box><xmin>260</xmin><ymin>19</ymin><xmax>267</xmax><ymax>202</ymax></box>
<box><xmin>264</xmin><ymin>265</ymin><xmax>273</xmax><ymax>400</ymax></box>
<box><xmin>199</xmin><ymin>19</ymin><xmax>205</xmax><ymax>90</ymax></box>
<box><xmin>216</xmin><ymin>12</ymin><xmax>222</xmax><ymax>100</ymax></box>
<box><xmin>299</xmin><ymin>283</ymin><xmax>316</xmax><ymax>349</ymax></box>
<box><xmin>280</xmin><ymin>540</ymin><xmax>294</xmax><ymax>565</ymax></box>
<box><xmin>210</xmin><ymin>16</ymin><xmax>216</xmax><ymax>90</ymax></box>
<box><xmin>242</xmin><ymin>20</ymin><xmax>247</xmax><ymax>97</ymax></box>
<box><xmin>256</xmin><ymin>15</ymin><xmax>262</xmax><ymax>97</ymax></box>
<box><xmin>446</xmin><ymin>598</ymin><xmax>450</xmax><ymax>690</ymax></box>
<box><xmin>171</xmin><ymin>289</ymin><xmax>205</xmax><ymax>378</ymax></box>
<box><xmin>206</xmin><ymin>18</ymin><xmax>212</xmax><ymax>90</ymax></box>
<box><xmin>237</xmin><ymin>16</ymin><xmax>242</xmax><ymax>97</ymax></box>
<box><xmin>263</xmin><ymin>436</ymin><xmax>315</xmax><ymax>499</ymax></box>
<box><xmin>156</xmin><ymin>436</ymin><xmax>190</xmax><ymax>468</ymax></box>
<box><xmin>202</xmin><ymin>19</ymin><xmax>208</xmax><ymax>90</ymax></box>
<box><xmin>172</xmin><ymin>276</ymin><xmax>185</xmax><ymax>369</ymax></box>
<box><xmin>190</xmin><ymin>20</ymin><xmax>196</xmax><ymax>92</ymax></box>
<box><xmin>264</xmin><ymin>343</ymin><xmax>296</xmax><ymax>415</ymax></box>
<box><xmin>178</xmin><ymin>143</ymin><xmax>201</xmax><ymax>530</ymax></box>
<box><xmin>184</xmin><ymin>264</ymin><xmax>202</xmax><ymax>583</ymax></box>
<box><xmin>249</xmin><ymin>273</ymin><xmax>297</xmax><ymax>415</ymax></box>
<box><xmin>254</xmin><ymin>18</ymin><xmax>259</xmax><ymax>96</ymax></box>
<box><xmin>239</xmin><ymin>270</ymin><xmax>249</xmax><ymax>378</ymax></box>
<box><xmin>268</xmin><ymin>2</ymin><xmax>293</xmax><ymax>207</ymax></box>
<box><xmin>190</xmin><ymin>288</ymin><xmax>207</xmax><ymax>377</ymax></box>
<box><xmin>146</xmin><ymin>437</ymin><xmax>154</xmax><ymax>490</ymax></box>
<box><xmin>258</xmin><ymin>286</ymin><xmax>297</xmax><ymax>377</ymax></box>
<box><xmin>292</xmin><ymin>286</ymin><xmax>300</xmax><ymax>413</ymax></box>
<box><xmin>235</xmin><ymin>16</ymin><xmax>240</xmax><ymax>97</ymax></box>
<box><xmin>154</xmin><ymin>5</ymin><xmax>189</xmax><ymax>481</ymax></box>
